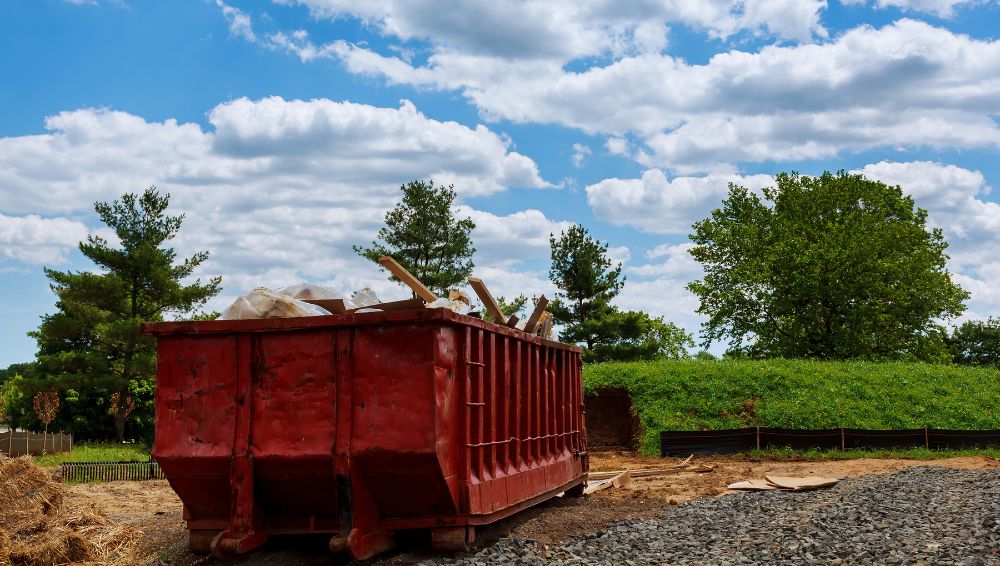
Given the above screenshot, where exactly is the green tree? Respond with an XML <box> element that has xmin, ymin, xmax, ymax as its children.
<box><xmin>549</xmin><ymin>225</ymin><xmax>624</xmax><ymax>350</ymax></box>
<box><xmin>355</xmin><ymin>180</ymin><xmax>476</xmax><ymax>296</ymax></box>
<box><xmin>687</xmin><ymin>171</ymin><xmax>968</xmax><ymax>360</ymax></box>
<box><xmin>947</xmin><ymin>317</ymin><xmax>1000</xmax><ymax>367</ymax></box>
<box><xmin>549</xmin><ymin>225</ymin><xmax>692</xmax><ymax>361</ymax></box>
<box><xmin>586</xmin><ymin>311</ymin><xmax>694</xmax><ymax>363</ymax></box>
<box><xmin>31</xmin><ymin>187</ymin><xmax>221</xmax><ymax>441</ymax></box>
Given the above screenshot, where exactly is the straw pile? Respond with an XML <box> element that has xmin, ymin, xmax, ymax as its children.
<box><xmin>0</xmin><ymin>455</ymin><xmax>141</xmax><ymax>566</ymax></box>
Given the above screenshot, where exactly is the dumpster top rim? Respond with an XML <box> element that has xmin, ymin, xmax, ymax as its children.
<box><xmin>142</xmin><ymin>308</ymin><xmax>582</xmax><ymax>353</ymax></box>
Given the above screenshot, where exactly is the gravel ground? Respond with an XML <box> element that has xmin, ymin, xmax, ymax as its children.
<box><xmin>425</xmin><ymin>467</ymin><xmax>1000</xmax><ymax>565</ymax></box>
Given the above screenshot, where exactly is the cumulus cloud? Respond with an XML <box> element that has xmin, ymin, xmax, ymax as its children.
<box><xmin>459</xmin><ymin>207</ymin><xmax>574</xmax><ymax>268</ymax></box>
<box><xmin>276</xmin><ymin>0</ymin><xmax>827</xmax><ymax>59</ymax></box>
<box><xmin>0</xmin><ymin>97</ymin><xmax>558</xmax><ymax>311</ymax></box>
<box><xmin>586</xmin><ymin>169</ymin><xmax>775</xmax><ymax>234</ymax></box>
<box><xmin>273</xmin><ymin>16</ymin><xmax>1000</xmax><ymax>174</ymax></box>
<box><xmin>0</xmin><ymin>214</ymin><xmax>89</xmax><ymax>264</ymax></box>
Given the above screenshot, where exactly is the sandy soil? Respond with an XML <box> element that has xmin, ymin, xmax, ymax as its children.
<box><xmin>62</xmin><ymin>453</ymin><xmax>1000</xmax><ymax>565</ymax></box>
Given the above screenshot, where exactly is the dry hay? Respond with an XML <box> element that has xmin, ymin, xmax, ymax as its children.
<box><xmin>0</xmin><ymin>455</ymin><xmax>141</xmax><ymax>566</ymax></box>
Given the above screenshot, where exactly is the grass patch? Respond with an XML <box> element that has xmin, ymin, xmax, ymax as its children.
<box><xmin>745</xmin><ymin>447</ymin><xmax>1000</xmax><ymax>461</ymax></box>
<box><xmin>584</xmin><ymin>359</ymin><xmax>1000</xmax><ymax>456</ymax></box>
<box><xmin>34</xmin><ymin>442</ymin><xmax>150</xmax><ymax>468</ymax></box>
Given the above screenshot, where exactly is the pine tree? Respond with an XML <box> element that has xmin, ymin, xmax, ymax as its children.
<box><xmin>548</xmin><ymin>225</ymin><xmax>624</xmax><ymax>350</ymax></box>
<box><xmin>355</xmin><ymin>180</ymin><xmax>476</xmax><ymax>296</ymax></box>
<box><xmin>31</xmin><ymin>187</ymin><xmax>221</xmax><ymax>441</ymax></box>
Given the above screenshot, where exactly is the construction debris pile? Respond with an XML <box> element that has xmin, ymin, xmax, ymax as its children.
<box><xmin>0</xmin><ymin>455</ymin><xmax>140</xmax><ymax>566</ymax></box>
<box><xmin>219</xmin><ymin>256</ymin><xmax>557</xmax><ymax>340</ymax></box>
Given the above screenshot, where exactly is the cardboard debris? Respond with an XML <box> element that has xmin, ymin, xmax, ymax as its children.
<box><xmin>727</xmin><ymin>479</ymin><xmax>778</xmax><ymax>491</ymax></box>
<box><xmin>728</xmin><ymin>475</ymin><xmax>841</xmax><ymax>492</ymax></box>
<box><xmin>764</xmin><ymin>476</ymin><xmax>841</xmax><ymax>491</ymax></box>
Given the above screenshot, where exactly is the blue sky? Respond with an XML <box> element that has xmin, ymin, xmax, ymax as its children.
<box><xmin>2</xmin><ymin>0</ymin><xmax>999</xmax><ymax>366</ymax></box>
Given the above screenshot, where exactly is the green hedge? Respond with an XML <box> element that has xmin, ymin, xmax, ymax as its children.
<box><xmin>583</xmin><ymin>359</ymin><xmax>1000</xmax><ymax>455</ymax></box>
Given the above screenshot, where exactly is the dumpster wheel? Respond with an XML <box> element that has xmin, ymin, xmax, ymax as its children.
<box><xmin>188</xmin><ymin>530</ymin><xmax>219</xmax><ymax>554</ymax></box>
<box><xmin>431</xmin><ymin>526</ymin><xmax>476</xmax><ymax>552</ymax></box>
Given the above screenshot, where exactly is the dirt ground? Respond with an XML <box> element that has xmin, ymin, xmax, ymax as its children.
<box><xmin>61</xmin><ymin>452</ymin><xmax>1000</xmax><ymax>565</ymax></box>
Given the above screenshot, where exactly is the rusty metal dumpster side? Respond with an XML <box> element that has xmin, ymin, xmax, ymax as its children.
<box><xmin>145</xmin><ymin>309</ymin><xmax>586</xmax><ymax>559</ymax></box>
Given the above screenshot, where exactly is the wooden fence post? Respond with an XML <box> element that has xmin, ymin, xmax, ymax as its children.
<box><xmin>755</xmin><ymin>427</ymin><xmax>761</xmax><ymax>450</ymax></box>
<box><xmin>924</xmin><ymin>427</ymin><xmax>929</xmax><ymax>450</ymax></box>
<box><xmin>840</xmin><ymin>428</ymin><xmax>845</xmax><ymax>451</ymax></box>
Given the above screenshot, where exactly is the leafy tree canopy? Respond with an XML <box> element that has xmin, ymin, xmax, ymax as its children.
<box><xmin>355</xmin><ymin>180</ymin><xmax>476</xmax><ymax>296</ymax></box>
<box><xmin>947</xmin><ymin>317</ymin><xmax>1000</xmax><ymax>367</ymax></box>
<box><xmin>687</xmin><ymin>171</ymin><xmax>968</xmax><ymax>360</ymax></box>
<box><xmin>30</xmin><ymin>187</ymin><xmax>221</xmax><ymax>441</ymax></box>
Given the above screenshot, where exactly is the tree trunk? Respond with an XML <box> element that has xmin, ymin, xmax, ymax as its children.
<box><xmin>114</xmin><ymin>388</ymin><xmax>129</xmax><ymax>443</ymax></box>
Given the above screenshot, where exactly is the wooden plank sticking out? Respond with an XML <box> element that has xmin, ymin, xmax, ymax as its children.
<box><xmin>377</xmin><ymin>256</ymin><xmax>437</xmax><ymax>302</ymax></box>
<box><xmin>468</xmin><ymin>277</ymin><xmax>507</xmax><ymax>325</ymax></box>
<box><xmin>523</xmin><ymin>295</ymin><xmax>549</xmax><ymax>334</ymax></box>
<box><xmin>505</xmin><ymin>315</ymin><xmax>520</xmax><ymax>329</ymax></box>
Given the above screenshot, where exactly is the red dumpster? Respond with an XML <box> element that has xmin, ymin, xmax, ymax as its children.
<box><xmin>143</xmin><ymin>308</ymin><xmax>587</xmax><ymax>559</ymax></box>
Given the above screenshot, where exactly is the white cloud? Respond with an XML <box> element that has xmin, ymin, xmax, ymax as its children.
<box><xmin>841</xmin><ymin>0</ymin><xmax>984</xmax><ymax>17</ymax></box>
<box><xmin>631</xmin><ymin>242</ymin><xmax>701</xmax><ymax>278</ymax></box>
<box><xmin>0</xmin><ymin>98</ymin><xmax>559</xmax><ymax>311</ymax></box>
<box><xmin>276</xmin><ymin>0</ymin><xmax>827</xmax><ymax>60</ymax></box>
<box><xmin>459</xmin><ymin>207</ymin><xmax>574</xmax><ymax>268</ymax></box>
<box><xmin>0</xmin><ymin>214</ymin><xmax>89</xmax><ymax>264</ymax></box>
<box><xmin>215</xmin><ymin>0</ymin><xmax>256</xmax><ymax>42</ymax></box>
<box><xmin>571</xmin><ymin>143</ymin><xmax>592</xmax><ymax>168</ymax></box>
<box><xmin>287</xmin><ymin>18</ymin><xmax>1000</xmax><ymax>173</ymax></box>
<box><xmin>586</xmin><ymin>169</ymin><xmax>774</xmax><ymax>234</ymax></box>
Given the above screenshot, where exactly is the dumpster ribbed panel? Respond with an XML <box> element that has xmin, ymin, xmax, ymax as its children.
<box><xmin>461</xmin><ymin>323</ymin><xmax>584</xmax><ymax>504</ymax></box>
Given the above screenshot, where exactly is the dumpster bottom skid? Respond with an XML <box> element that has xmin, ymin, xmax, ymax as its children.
<box><xmin>146</xmin><ymin>310</ymin><xmax>588</xmax><ymax>560</ymax></box>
